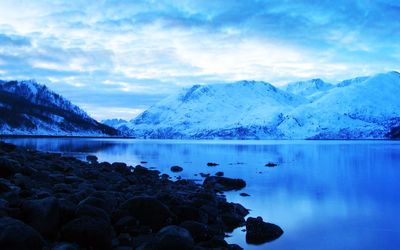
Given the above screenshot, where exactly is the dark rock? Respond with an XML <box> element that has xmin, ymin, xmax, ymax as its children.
<box><xmin>61</xmin><ymin>216</ymin><xmax>112</xmax><ymax>250</ymax></box>
<box><xmin>121</xmin><ymin>196</ymin><xmax>172</xmax><ymax>231</ymax></box>
<box><xmin>198</xmin><ymin>236</ymin><xmax>228</xmax><ymax>248</ymax></box>
<box><xmin>200</xmin><ymin>173</ymin><xmax>210</xmax><ymax>178</ymax></box>
<box><xmin>265</xmin><ymin>162</ymin><xmax>277</xmax><ymax>167</ymax></box>
<box><xmin>173</xmin><ymin>205</ymin><xmax>208</xmax><ymax>224</ymax></box>
<box><xmin>0</xmin><ymin>216</ymin><xmax>44</xmax><ymax>250</ymax></box>
<box><xmin>112</xmin><ymin>162</ymin><xmax>129</xmax><ymax>174</ymax></box>
<box><xmin>240</xmin><ymin>193</ymin><xmax>250</xmax><ymax>197</ymax></box>
<box><xmin>78</xmin><ymin>196</ymin><xmax>108</xmax><ymax>212</ymax></box>
<box><xmin>203</xmin><ymin>176</ymin><xmax>246</xmax><ymax>191</ymax></box>
<box><xmin>140</xmin><ymin>161</ymin><xmax>148</xmax><ymax>164</ymax></box>
<box><xmin>180</xmin><ymin>220</ymin><xmax>212</xmax><ymax>242</ymax></box>
<box><xmin>52</xmin><ymin>242</ymin><xmax>79</xmax><ymax>250</ymax></box>
<box><xmin>114</xmin><ymin>216</ymin><xmax>138</xmax><ymax>234</ymax></box>
<box><xmin>207</xmin><ymin>162</ymin><xmax>219</xmax><ymax>166</ymax></box>
<box><xmin>245</xmin><ymin>216</ymin><xmax>283</xmax><ymax>244</ymax></box>
<box><xmin>0</xmin><ymin>142</ymin><xmax>17</xmax><ymax>152</ymax></box>
<box><xmin>75</xmin><ymin>204</ymin><xmax>110</xmax><ymax>222</ymax></box>
<box><xmin>222</xmin><ymin>213</ymin><xmax>245</xmax><ymax>232</ymax></box>
<box><xmin>170</xmin><ymin>166</ymin><xmax>183</xmax><ymax>172</ymax></box>
<box><xmin>21</xmin><ymin>197</ymin><xmax>60</xmax><ymax>239</ymax></box>
<box><xmin>86</xmin><ymin>155</ymin><xmax>98</xmax><ymax>163</ymax></box>
<box><xmin>154</xmin><ymin>225</ymin><xmax>194</xmax><ymax>250</ymax></box>
<box><xmin>215</xmin><ymin>171</ymin><xmax>224</xmax><ymax>177</ymax></box>
<box><xmin>0</xmin><ymin>157</ymin><xmax>19</xmax><ymax>178</ymax></box>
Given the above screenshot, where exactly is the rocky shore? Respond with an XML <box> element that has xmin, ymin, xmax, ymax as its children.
<box><xmin>0</xmin><ymin>141</ymin><xmax>282</xmax><ymax>249</ymax></box>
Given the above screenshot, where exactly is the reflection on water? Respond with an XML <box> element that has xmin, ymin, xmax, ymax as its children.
<box><xmin>4</xmin><ymin>138</ymin><xmax>400</xmax><ymax>249</ymax></box>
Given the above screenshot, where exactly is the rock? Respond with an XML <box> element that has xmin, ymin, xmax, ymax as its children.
<box><xmin>86</xmin><ymin>155</ymin><xmax>98</xmax><ymax>163</ymax></box>
<box><xmin>240</xmin><ymin>193</ymin><xmax>250</xmax><ymax>197</ymax></box>
<box><xmin>154</xmin><ymin>225</ymin><xmax>194</xmax><ymax>250</ymax></box>
<box><xmin>0</xmin><ymin>216</ymin><xmax>44</xmax><ymax>250</ymax></box>
<box><xmin>180</xmin><ymin>220</ymin><xmax>212</xmax><ymax>242</ymax></box>
<box><xmin>203</xmin><ymin>176</ymin><xmax>246</xmax><ymax>191</ymax></box>
<box><xmin>121</xmin><ymin>197</ymin><xmax>172</xmax><ymax>231</ymax></box>
<box><xmin>52</xmin><ymin>242</ymin><xmax>79</xmax><ymax>250</ymax></box>
<box><xmin>245</xmin><ymin>217</ymin><xmax>283</xmax><ymax>244</ymax></box>
<box><xmin>75</xmin><ymin>204</ymin><xmax>110</xmax><ymax>222</ymax></box>
<box><xmin>21</xmin><ymin>197</ymin><xmax>60</xmax><ymax>239</ymax></box>
<box><xmin>207</xmin><ymin>162</ymin><xmax>219</xmax><ymax>166</ymax></box>
<box><xmin>78</xmin><ymin>196</ymin><xmax>108</xmax><ymax>212</ymax></box>
<box><xmin>140</xmin><ymin>161</ymin><xmax>148</xmax><ymax>164</ymax></box>
<box><xmin>114</xmin><ymin>216</ymin><xmax>138</xmax><ymax>234</ymax></box>
<box><xmin>215</xmin><ymin>171</ymin><xmax>224</xmax><ymax>177</ymax></box>
<box><xmin>112</xmin><ymin>162</ymin><xmax>129</xmax><ymax>174</ymax></box>
<box><xmin>222</xmin><ymin>213</ymin><xmax>245</xmax><ymax>232</ymax></box>
<box><xmin>200</xmin><ymin>173</ymin><xmax>210</xmax><ymax>178</ymax></box>
<box><xmin>170</xmin><ymin>166</ymin><xmax>183</xmax><ymax>172</ymax></box>
<box><xmin>265</xmin><ymin>162</ymin><xmax>277</xmax><ymax>167</ymax></box>
<box><xmin>0</xmin><ymin>157</ymin><xmax>19</xmax><ymax>178</ymax></box>
<box><xmin>61</xmin><ymin>216</ymin><xmax>112</xmax><ymax>250</ymax></box>
<box><xmin>0</xmin><ymin>142</ymin><xmax>17</xmax><ymax>152</ymax></box>
<box><xmin>173</xmin><ymin>205</ymin><xmax>208</xmax><ymax>224</ymax></box>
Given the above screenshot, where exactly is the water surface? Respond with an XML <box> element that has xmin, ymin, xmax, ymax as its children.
<box><xmin>3</xmin><ymin>138</ymin><xmax>400</xmax><ymax>249</ymax></box>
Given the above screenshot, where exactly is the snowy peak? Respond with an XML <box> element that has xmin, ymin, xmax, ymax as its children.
<box><xmin>0</xmin><ymin>80</ymin><xmax>119</xmax><ymax>136</ymax></box>
<box><xmin>102</xmin><ymin>119</ymin><xmax>128</xmax><ymax>127</ymax></box>
<box><xmin>280</xmin><ymin>78</ymin><xmax>334</xmax><ymax>98</ymax></box>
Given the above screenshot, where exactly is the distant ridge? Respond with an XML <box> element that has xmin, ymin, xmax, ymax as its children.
<box><xmin>0</xmin><ymin>80</ymin><xmax>119</xmax><ymax>136</ymax></box>
<box><xmin>107</xmin><ymin>71</ymin><xmax>400</xmax><ymax>139</ymax></box>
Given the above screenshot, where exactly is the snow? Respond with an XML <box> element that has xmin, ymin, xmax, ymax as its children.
<box><xmin>121</xmin><ymin>71</ymin><xmax>400</xmax><ymax>139</ymax></box>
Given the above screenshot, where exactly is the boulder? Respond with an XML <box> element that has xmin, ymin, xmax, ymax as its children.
<box><xmin>0</xmin><ymin>157</ymin><xmax>19</xmax><ymax>178</ymax></box>
<box><xmin>121</xmin><ymin>197</ymin><xmax>172</xmax><ymax>231</ymax></box>
<box><xmin>245</xmin><ymin>217</ymin><xmax>283</xmax><ymax>244</ymax></box>
<box><xmin>75</xmin><ymin>204</ymin><xmax>110</xmax><ymax>222</ymax></box>
<box><xmin>207</xmin><ymin>162</ymin><xmax>219</xmax><ymax>166</ymax></box>
<box><xmin>61</xmin><ymin>216</ymin><xmax>112</xmax><ymax>249</ymax></box>
<box><xmin>154</xmin><ymin>225</ymin><xmax>194</xmax><ymax>250</ymax></box>
<box><xmin>203</xmin><ymin>176</ymin><xmax>246</xmax><ymax>191</ymax></box>
<box><xmin>170</xmin><ymin>166</ymin><xmax>183</xmax><ymax>172</ymax></box>
<box><xmin>21</xmin><ymin>197</ymin><xmax>60</xmax><ymax>239</ymax></box>
<box><xmin>0</xmin><ymin>216</ymin><xmax>44</xmax><ymax>250</ymax></box>
<box><xmin>180</xmin><ymin>220</ymin><xmax>212</xmax><ymax>242</ymax></box>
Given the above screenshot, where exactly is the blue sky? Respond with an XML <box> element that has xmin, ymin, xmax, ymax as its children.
<box><xmin>0</xmin><ymin>0</ymin><xmax>399</xmax><ymax>120</ymax></box>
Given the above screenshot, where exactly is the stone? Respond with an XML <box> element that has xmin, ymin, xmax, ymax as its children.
<box><xmin>207</xmin><ymin>162</ymin><xmax>219</xmax><ymax>166</ymax></box>
<box><xmin>61</xmin><ymin>216</ymin><xmax>112</xmax><ymax>250</ymax></box>
<box><xmin>180</xmin><ymin>220</ymin><xmax>212</xmax><ymax>242</ymax></box>
<box><xmin>203</xmin><ymin>176</ymin><xmax>246</xmax><ymax>191</ymax></box>
<box><xmin>240</xmin><ymin>193</ymin><xmax>250</xmax><ymax>197</ymax></box>
<box><xmin>0</xmin><ymin>157</ymin><xmax>19</xmax><ymax>178</ymax></box>
<box><xmin>75</xmin><ymin>204</ymin><xmax>110</xmax><ymax>222</ymax></box>
<box><xmin>245</xmin><ymin>217</ymin><xmax>283</xmax><ymax>244</ymax></box>
<box><xmin>0</xmin><ymin>216</ymin><xmax>44</xmax><ymax>250</ymax></box>
<box><xmin>154</xmin><ymin>225</ymin><xmax>194</xmax><ymax>250</ymax></box>
<box><xmin>173</xmin><ymin>205</ymin><xmax>208</xmax><ymax>224</ymax></box>
<box><xmin>265</xmin><ymin>162</ymin><xmax>277</xmax><ymax>167</ymax></box>
<box><xmin>121</xmin><ymin>197</ymin><xmax>172</xmax><ymax>231</ymax></box>
<box><xmin>215</xmin><ymin>171</ymin><xmax>224</xmax><ymax>177</ymax></box>
<box><xmin>170</xmin><ymin>166</ymin><xmax>183</xmax><ymax>172</ymax></box>
<box><xmin>77</xmin><ymin>196</ymin><xmax>108</xmax><ymax>211</ymax></box>
<box><xmin>52</xmin><ymin>242</ymin><xmax>79</xmax><ymax>250</ymax></box>
<box><xmin>86</xmin><ymin>155</ymin><xmax>98</xmax><ymax>163</ymax></box>
<box><xmin>21</xmin><ymin>197</ymin><xmax>60</xmax><ymax>239</ymax></box>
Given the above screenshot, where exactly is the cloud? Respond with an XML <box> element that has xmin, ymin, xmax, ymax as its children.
<box><xmin>0</xmin><ymin>0</ymin><xmax>399</xmax><ymax>119</ymax></box>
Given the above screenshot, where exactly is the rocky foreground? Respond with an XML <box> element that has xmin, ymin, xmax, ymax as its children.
<box><xmin>0</xmin><ymin>141</ymin><xmax>283</xmax><ymax>249</ymax></box>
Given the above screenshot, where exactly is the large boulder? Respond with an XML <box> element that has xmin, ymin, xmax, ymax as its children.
<box><xmin>180</xmin><ymin>220</ymin><xmax>212</xmax><ymax>242</ymax></box>
<box><xmin>21</xmin><ymin>197</ymin><xmax>60</xmax><ymax>239</ymax></box>
<box><xmin>154</xmin><ymin>225</ymin><xmax>194</xmax><ymax>250</ymax></box>
<box><xmin>0</xmin><ymin>217</ymin><xmax>44</xmax><ymax>250</ymax></box>
<box><xmin>245</xmin><ymin>216</ymin><xmax>283</xmax><ymax>244</ymax></box>
<box><xmin>121</xmin><ymin>197</ymin><xmax>172</xmax><ymax>231</ymax></box>
<box><xmin>0</xmin><ymin>157</ymin><xmax>19</xmax><ymax>178</ymax></box>
<box><xmin>60</xmin><ymin>216</ymin><xmax>112</xmax><ymax>249</ymax></box>
<box><xmin>203</xmin><ymin>176</ymin><xmax>246</xmax><ymax>191</ymax></box>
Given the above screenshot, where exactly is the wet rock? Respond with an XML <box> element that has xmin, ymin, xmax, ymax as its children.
<box><xmin>21</xmin><ymin>197</ymin><xmax>60</xmax><ymax>239</ymax></box>
<box><xmin>203</xmin><ymin>176</ymin><xmax>246</xmax><ymax>191</ymax></box>
<box><xmin>86</xmin><ymin>155</ymin><xmax>98</xmax><ymax>163</ymax></box>
<box><xmin>52</xmin><ymin>242</ymin><xmax>79</xmax><ymax>250</ymax></box>
<box><xmin>0</xmin><ymin>157</ymin><xmax>19</xmax><ymax>178</ymax></box>
<box><xmin>215</xmin><ymin>171</ymin><xmax>224</xmax><ymax>177</ymax></box>
<box><xmin>75</xmin><ymin>204</ymin><xmax>110</xmax><ymax>222</ymax></box>
<box><xmin>170</xmin><ymin>166</ymin><xmax>183</xmax><ymax>172</ymax></box>
<box><xmin>265</xmin><ymin>162</ymin><xmax>277</xmax><ymax>167</ymax></box>
<box><xmin>200</xmin><ymin>173</ymin><xmax>210</xmax><ymax>178</ymax></box>
<box><xmin>245</xmin><ymin>216</ymin><xmax>283</xmax><ymax>244</ymax></box>
<box><xmin>173</xmin><ymin>205</ymin><xmax>208</xmax><ymax>224</ymax></box>
<box><xmin>207</xmin><ymin>162</ymin><xmax>219</xmax><ymax>166</ymax></box>
<box><xmin>114</xmin><ymin>216</ymin><xmax>138</xmax><ymax>234</ymax></box>
<box><xmin>121</xmin><ymin>196</ymin><xmax>172</xmax><ymax>231</ymax></box>
<box><xmin>61</xmin><ymin>216</ymin><xmax>112</xmax><ymax>250</ymax></box>
<box><xmin>154</xmin><ymin>225</ymin><xmax>194</xmax><ymax>250</ymax></box>
<box><xmin>78</xmin><ymin>196</ymin><xmax>108</xmax><ymax>212</ymax></box>
<box><xmin>0</xmin><ymin>216</ymin><xmax>44</xmax><ymax>250</ymax></box>
<box><xmin>240</xmin><ymin>193</ymin><xmax>250</xmax><ymax>197</ymax></box>
<box><xmin>180</xmin><ymin>220</ymin><xmax>212</xmax><ymax>242</ymax></box>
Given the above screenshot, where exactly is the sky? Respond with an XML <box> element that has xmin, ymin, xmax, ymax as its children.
<box><xmin>0</xmin><ymin>0</ymin><xmax>399</xmax><ymax>121</ymax></box>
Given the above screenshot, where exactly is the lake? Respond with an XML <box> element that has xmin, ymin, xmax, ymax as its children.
<box><xmin>3</xmin><ymin>137</ymin><xmax>400</xmax><ymax>250</ymax></box>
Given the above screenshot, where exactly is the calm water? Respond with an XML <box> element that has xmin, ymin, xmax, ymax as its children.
<box><xmin>3</xmin><ymin>138</ymin><xmax>400</xmax><ymax>250</ymax></box>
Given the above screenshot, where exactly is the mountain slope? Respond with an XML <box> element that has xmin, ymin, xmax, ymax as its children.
<box><xmin>118</xmin><ymin>71</ymin><xmax>400</xmax><ymax>139</ymax></box>
<box><xmin>0</xmin><ymin>80</ymin><xmax>119</xmax><ymax>136</ymax></box>
<box><xmin>126</xmin><ymin>80</ymin><xmax>308</xmax><ymax>138</ymax></box>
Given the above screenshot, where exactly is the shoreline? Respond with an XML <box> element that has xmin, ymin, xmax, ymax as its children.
<box><xmin>0</xmin><ymin>141</ymin><xmax>282</xmax><ymax>249</ymax></box>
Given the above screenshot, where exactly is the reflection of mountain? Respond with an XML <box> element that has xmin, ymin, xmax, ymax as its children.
<box><xmin>108</xmin><ymin>71</ymin><xmax>400</xmax><ymax>139</ymax></box>
<box><xmin>0</xmin><ymin>80</ymin><xmax>119</xmax><ymax>136</ymax></box>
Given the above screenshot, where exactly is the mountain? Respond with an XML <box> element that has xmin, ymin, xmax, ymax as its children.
<box><xmin>280</xmin><ymin>78</ymin><xmax>334</xmax><ymax>100</ymax></box>
<box><xmin>102</xmin><ymin>118</ymin><xmax>128</xmax><ymax>128</ymax></box>
<box><xmin>113</xmin><ymin>71</ymin><xmax>400</xmax><ymax>139</ymax></box>
<box><xmin>0</xmin><ymin>80</ymin><xmax>119</xmax><ymax>136</ymax></box>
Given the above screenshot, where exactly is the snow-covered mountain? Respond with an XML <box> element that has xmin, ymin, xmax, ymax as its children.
<box><xmin>110</xmin><ymin>71</ymin><xmax>400</xmax><ymax>139</ymax></box>
<box><xmin>0</xmin><ymin>80</ymin><xmax>119</xmax><ymax>136</ymax></box>
<box><xmin>102</xmin><ymin>118</ymin><xmax>128</xmax><ymax>128</ymax></box>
